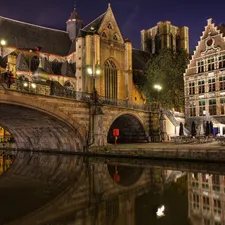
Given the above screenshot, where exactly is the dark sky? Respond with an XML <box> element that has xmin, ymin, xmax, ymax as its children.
<box><xmin>0</xmin><ymin>0</ymin><xmax>225</xmax><ymax>53</ymax></box>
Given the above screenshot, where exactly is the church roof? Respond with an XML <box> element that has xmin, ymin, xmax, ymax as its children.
<box><xmin>68</xmin><ymin>8</ymin><xmax>81</xmax><ymax>20</ymax></box>
<box><xmin>81</xmin><ymin>12</ymin><xmax>106</xmax><ymax>32</ymax></box>
<box><xmin>132</xmin><ymin>49</ymin><xmax>150</xmax><ymax>71</ymax></box>
<box><xmin>0</xmin><ymin>16</ymin><xmax>72</xmax><ymax>56</ymax></box>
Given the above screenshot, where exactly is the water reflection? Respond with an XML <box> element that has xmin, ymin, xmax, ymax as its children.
<box><xmin>1</xmin><ymin>152</ymin><xmax>225</xmax><ymax>225</ymax></box>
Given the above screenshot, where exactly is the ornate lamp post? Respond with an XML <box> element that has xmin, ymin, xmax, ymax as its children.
<box><xmin>0</xmin><ymin>39</ymin><xmax>6</xmax><ymax>58</ymax></box>
<box><xmin>154</xmin><ymin>84</ymin><xmax>162</xmax><ymax>142</ymax></box>
<box><xmin>154</xmin><ymin>84</ymin><xmax>162</xmax><ymax>110</ymax></box>
<box><xmin>86</xmin><ymin>64</ymin><xmax>101</xmax><ymax>91</ymax></box>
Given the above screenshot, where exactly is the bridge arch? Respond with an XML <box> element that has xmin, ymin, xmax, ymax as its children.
<box><xmin>0</xmin><ymin>92</ymin><xmax>86</xmax><ymax>151</ymax></box>
<box><xmin>107</xmin><ymin>113</ymin><xmax>147</xmax><ymax>143</ymax></box>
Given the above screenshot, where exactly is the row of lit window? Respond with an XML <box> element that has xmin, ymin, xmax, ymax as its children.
<box><xmin>187</xmin><ymin>78</ymin><xmax>225</xmax><ymax>95</ymax></box>
<box><xmin>197</xmin><ymin>55</ymin><xmax>225</xmax><ymax>73</ymax></box>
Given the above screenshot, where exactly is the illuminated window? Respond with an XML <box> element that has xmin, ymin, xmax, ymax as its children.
<box><xmin>220</xmin><ymin>98</ymin><xmax>225</xmax><ymax>115</ymax></box>
<box><xmin>208</xmin><ymin>78</ymin><xmax>215</xmax><ymax>92</ymax></box>
<box><xmin>219</xmin><ymin>76</ymin><xmax>225</xmax><ymax>90</ymax></box>
<box><xmin>208</xmin><ymin>58</ymin><xmax>215</xmax><ymax>71</ymax></box>
<box><xmin>189</xmin><ymin>82</ymin><xmax>195</xmax><ymax>95</ymax></box>
<box><xmin>198</xmin><ymin>80</ymin><xmax>205</xmax><ymax>94</ymax></box>
<box><xmin>197</xmin><ymin>61</ymin><xmax>204</xmax><ymax>73</ymax></box>
<box><xmin>209</xmin><ymin>99</ymin><xmax>216</xmax><ymax>116</ymax></box>
<box><xmin>199</xmin><ymin>100</ymin><xmax>205</xmax><ymax>116</ymax></box>
<box><xmin>219</xmin><ymin>55</ymin><xmax>225</xmax><ymax>69</ymax></box>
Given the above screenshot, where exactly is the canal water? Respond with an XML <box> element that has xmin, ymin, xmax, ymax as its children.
<box><xmin>0</xmin><ymin>150</ymin><xmax>223</xmax><ymax>225</ymax></box>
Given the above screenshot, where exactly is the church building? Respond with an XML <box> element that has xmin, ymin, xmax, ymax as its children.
<box><xmin>141</xmin><ymin>21</ymin><xmax>189</xmax><ymax>54</ymax></box>
<box><xmin>0</xmin><ymin>3</ymin><xmax>148</xmax><ymax>103</ymax></box>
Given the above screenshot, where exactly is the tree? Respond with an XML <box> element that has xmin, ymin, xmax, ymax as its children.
<box><xmin>141</xmin><ymin>48</ymin><xmax>189</xmax><ymax>110</ymax></box>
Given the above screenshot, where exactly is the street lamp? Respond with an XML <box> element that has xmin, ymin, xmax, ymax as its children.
<box><xmin>154</xmin><ymin>84</ymin><xmax>162</xmax><ymax>109</ymax></box>
<box><xmin>0</xmin><ymin>39</ymin><xmax>6</xmax><ymax>58</ymax></box>
<box><xmin>86</xmin><ymin>64</ymin><xmax>101</xmax><ymax>90</ymax></box>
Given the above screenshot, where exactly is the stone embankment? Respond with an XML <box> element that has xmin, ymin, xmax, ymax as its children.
<box><xmin>1</xmin><ymin>141</ymin><xmax>225</xmax><ymax>163</ymax></box>
<box><xmin>88</xmin><ymin>141</ymin><xmax>225</xmax><ymax>163</ymax></box>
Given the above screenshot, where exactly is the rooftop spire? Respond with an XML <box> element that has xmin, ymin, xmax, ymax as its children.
<box><xmin>74</xmin><ymin>0</ymin><xmax>76</xmax><ymax>9</ymax></box>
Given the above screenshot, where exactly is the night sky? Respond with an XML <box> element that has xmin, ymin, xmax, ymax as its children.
<box><xmin>0</xmin><ymin>0</ymin><xmax>225</xmax><ymax>53</ymax></box>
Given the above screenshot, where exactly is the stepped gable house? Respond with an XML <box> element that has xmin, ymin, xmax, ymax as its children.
<box><xmin>184</xmin><ymin>18</ymin><xmax>225</xmax><ymax>134</ymax></box>
<box><xmin>0</xmin><ymin>4</ymin><xmax>149</xmax><ymax>103</ymax></box>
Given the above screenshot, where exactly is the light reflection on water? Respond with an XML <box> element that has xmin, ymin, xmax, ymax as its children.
<box><xmin>0</xmin><ymin>151</ymin><xmax>223</xmax><ymax>225</ymax></box>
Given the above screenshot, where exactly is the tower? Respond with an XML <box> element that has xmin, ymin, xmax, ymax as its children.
<box><xmin>66</xmin><ymin>8</ymin><xmax>83</xmax><ymax>41</ymax></box>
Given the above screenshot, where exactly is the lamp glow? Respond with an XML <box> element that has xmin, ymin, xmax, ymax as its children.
<box><xmin>156</xmin><ymin>205</ymin><xmax>165</xmax><ymax>218</ymax></box>
<box><xmin>31</xmin><ymin>83</ymin><xmax>36</xmax><ymax>88</ymax></box>
<box><xmin>154</xmin><ymin>84</ymin><xmax>162</xmax><ymax>91</ymax></box>
<box><xmin>23</xmin><ymin>82</ymin><xmax>28</xmax><ymax>87</ymax></box>
<box><xmin>0</xmin><ymin>39</ymin><xmax>6</xmax><ymax>46</ymax></box>
<box><xmin>87</xmin><ymin>67</ymin><xmax>93</xmax><ymax>75</ymax></box>
<box><xmin>96</xmin><ymin>68</ymin><xmax>101</xmax><ymax>75</ymax></box>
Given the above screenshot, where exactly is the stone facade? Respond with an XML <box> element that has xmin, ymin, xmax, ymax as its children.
<box><xmin>141</xmin><ymin>21</ymin><xmax>189</xmax><ymax>54</ymax></box>
<box><xmin>184</xmin><ymin>19</ymin><xmax>225</xmax><ymax>134</ymax></box>
<box><xmin>0</xmin><ymin>4</ymin><xmax>146</xmax><ymax>105</ymax></box>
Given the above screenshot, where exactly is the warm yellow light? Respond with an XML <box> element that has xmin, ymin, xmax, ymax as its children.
<box><xmin>31</xmin><ymin>83</ymin><xmax>36</xmax><ymax>88</ymax></box>
<box><xmin>0</xmin><ymin>39</ymin><xmax>6</xmax><ymax>46</ymax></box>
<box><xmin>87</xmin><ymin>67</ymin><xmax>93</xmax><ymax>75</ymax></box>
<box><xmin>23</xmin><ymin>82</ymin><xmax>28</xmax><ymax>87</ymax></box>
<box><xmin>96</xmin><ymin>68</ymin><xmax>101</xmax><ymax>75</ymax></box>
<box><xmin>154</xmin><ymin>84</ymin><xmax>162</xmax><ymax>91</ymax></box>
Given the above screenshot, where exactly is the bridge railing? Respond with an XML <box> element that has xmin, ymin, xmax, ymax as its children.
<box><xmin>1</xmin><ymin>77</ymin><xmax>151</xmax><ymax>111</ymax></box>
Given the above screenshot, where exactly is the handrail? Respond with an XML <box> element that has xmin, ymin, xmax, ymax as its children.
<box><xmin>0</xmin><ymin>76</ymin><xmax>151</xmax><ymax>111</ymax></box>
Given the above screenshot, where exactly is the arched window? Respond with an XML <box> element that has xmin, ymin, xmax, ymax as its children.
<box><xmin>51</xmin><ymin>59</ymin><xmax>61</xmax><ymax>75</ymax></box>
<box><xmin>64</xmin><ymin>81</ymin><xmax>73</xmax><ymax>89</ymax></box>
<box><xmin>104</xmin><ymin>59</ymin><xmax>117</xmax><ymax>99</ymax></box>
<box><xmin>30</xmin><ymin>56</ymin><xmax>39</xmax><ymax>71</ymax></box>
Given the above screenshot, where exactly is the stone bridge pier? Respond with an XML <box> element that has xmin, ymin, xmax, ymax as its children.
<box><xmin>0</xmin><ymin>89</ymin><xmax>158</xmax><ymax>151</ymax></box>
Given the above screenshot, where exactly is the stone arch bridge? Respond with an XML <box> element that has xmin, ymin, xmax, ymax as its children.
<box><xmin>0</xmin><ymin>85</ymin><xmax>158</xmax><ymax>151</ymax></box>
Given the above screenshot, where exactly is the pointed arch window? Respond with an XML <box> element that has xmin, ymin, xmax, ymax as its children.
<box><xmin>51</xmin><ymin>59</ymin><xmax>61</xmax><ymax>75</ymax></box>
<box><xmin>108</xmin><ymin>23</ymin><xmax>113</xmax><ymax>29</ymax></box>
<box><xmin>104</xmin><ymin>59</ymin><xmax>117</xmax><ymax>99</ymax></box>
<box><xmin>30</xmin><ymin>56</ymin><xmax>39</xmax><ymax>71</ymax></box>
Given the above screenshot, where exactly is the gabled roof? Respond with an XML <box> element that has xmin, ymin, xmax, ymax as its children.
<box><xmin>0</xmin><ymin>16</ymin><xmax>72</xmax><ymax>56</ymax></box>
<box><xmin>81</xmin><ymin>12</ymin><xmax>106</xmax><ymax>32</ymax></box>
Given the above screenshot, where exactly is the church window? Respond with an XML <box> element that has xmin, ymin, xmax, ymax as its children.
<box><xmin>51</xmin><ymin>59</ymin><xmax>62</xmax><ymax>75</ymax></box>
<box><xmin>197</xmin><ymin>61</ymin><xmax>204</xmax><ymax>73</ymax></box>
<box><xmin>209</xmin><ymin>99</ymin><xmax>217</xmax><ymax>115</ymax></box>
<box><xmin>104</xmin><ymin>59</ymin><xmax>117</xmax><ymax>99</ymax></box>
<box><xmin>113</xmin><ymin>34</ymin><xmax>118</xmax><ymax>41</ymax></box>
<box><xmin>208</xmin><ymin>78</ymin><xmax>215</xmax><ymax>92</ymax></box>
<box><xmin>101</xmin><ymin>32</ymin><xmax>107</xmax><ymax>38</ymax></box>
<box><xmin>189</xmin><ymin>82</ymin><xmax>195</xmax><ymax>95</ymax></box>
<box><xmin>30</xmin><ymin>56</ymin><xmax>39</xmax><ymax>71</ymax></box>
<box><xmin>219</xmin><ymin>76</ymin><xmax>225</xmax><ymax>90</ymax></box>
<box><xmin>108</xmin><ymin>23</ymin><xmax>113</xmax><ymax>29</ymax></box>
<box><xmin>199</xmin><ymin>100</ymin><xmax>205</xmax><ymax>116</ymax></box>
<box><xmin>198</xmin><ymin>80</ymin><xmax>205</xmax><ymax>94</ymax></box>
<box><xmin>207</xmin><ymin>58</ymin><xmax>215</xmax><ymax>71</ymax></box>
<box><xmin>219</xmin><ymin>55</ymin><xmax>225</xmax><ymax>69</ymax></box>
